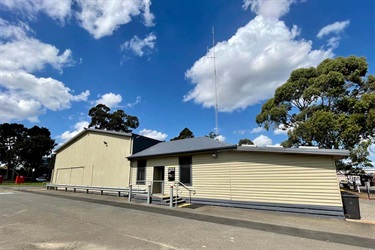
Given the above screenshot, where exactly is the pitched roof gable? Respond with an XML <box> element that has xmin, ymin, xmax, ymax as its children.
<box><xmin>55</xmin><ymin>128</ymin><xmax>132</xmax><ymax>153</ymax></box>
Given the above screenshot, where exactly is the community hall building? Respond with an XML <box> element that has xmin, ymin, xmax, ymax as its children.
<box><xmin>52</xmin><ymin>129</ymin><xmax>349</xmax><ymax>217</ymax></box>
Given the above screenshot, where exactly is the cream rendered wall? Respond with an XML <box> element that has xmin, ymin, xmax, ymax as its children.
<box><xmin>131</xmin><ymin>151</ymin><xmax>342</xmax><ymax>208</ymax></box>
<box><xmin>53</xmin><ymin>132</ymin><xmax>132</xmax><ymax>187</ymax></box>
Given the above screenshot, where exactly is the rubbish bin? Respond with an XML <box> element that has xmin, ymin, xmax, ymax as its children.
<box><xmin>0</xmin><ymin>175</ymin><xmax>3</xmax><ymax>184</ymax></box>
<box><xmin>341</xmin><ymin>192</ymin><xmax>361</xmax><ymax>219</ymax></box>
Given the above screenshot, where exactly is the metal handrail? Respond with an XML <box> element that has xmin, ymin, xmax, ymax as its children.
<box><xmin>174</xmin><ymin>181</ymin><xmax>196</xmax><ymax>204</ymax></box>
<box><xmin>46</xmin><ymin>183</ymin><xmax>147</xmax><ymax>196</ymax></box>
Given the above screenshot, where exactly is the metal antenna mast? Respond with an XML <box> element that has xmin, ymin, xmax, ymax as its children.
<box><xmin>212</xmin><ymin>26</ymin><xmax>219</xmax><ymax>135</ymax></box>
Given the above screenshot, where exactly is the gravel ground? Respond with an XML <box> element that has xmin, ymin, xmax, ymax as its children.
<box><xmin>359</xmin><ymin>198</ymin><xmax>375</xmax><ymax>224</ymax></box>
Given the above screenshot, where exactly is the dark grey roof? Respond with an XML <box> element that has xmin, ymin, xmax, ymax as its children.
<box><xmin>128</xmin><ymin>139</ymin><xmax>349</xmax><ymax>160</ymax></box>
<box><xmin>55</xmin><ymin>128</ymin><xmax>132</xmax><ymax>153</ymax></box>
<box><xmin>237</xmin><ymin>145</ymin><xmax>349</xmax><ymax>157</ymax></box>
<box><xmin>128</xmin><ymin>137</ymin><xmax>236</xmax><ymax>159</ymax></box>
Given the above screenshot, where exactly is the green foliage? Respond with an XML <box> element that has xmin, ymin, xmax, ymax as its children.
<box><xmin>0</xmin><ymin>123</ymin><xmax>55</xmax><ymax>179</ymax></box>
<box><xmin>206</xmin><ymin>131</ymin><xmax>219</xmax><ymax>139</ymax></box>
<box><xmin>88</xmin><ymin>104</ymin><xmax>139</xmax><ymax>133</ymax></box>
<box><xmin>170</xmin><ymin>128</ymin><xmax>194</xmax><ymax>141</ymax></box>
<box><xmin>256</xmin><ymin>56</ymin><xmax>374</xmax><ymax>167</ymax></box>
<box><xmin>238</xmin><ymin>138</ymin><xmax>254</xmax><ymax>146</ymax></box>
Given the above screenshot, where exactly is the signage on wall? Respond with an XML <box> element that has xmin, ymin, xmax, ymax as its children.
<box><xmin>168</xmin><ymin>167</ymin><xmax>175</xmax><ymax>181</ymax></box>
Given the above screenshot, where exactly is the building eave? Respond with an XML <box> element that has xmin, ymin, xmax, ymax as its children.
<box><xmin>236</xmin><ymin>146</ymin><xmax>349</xmax><ymax>158</ymax></box>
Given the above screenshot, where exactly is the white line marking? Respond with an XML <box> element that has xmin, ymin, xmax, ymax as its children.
<box><xmin>0</xmin><ymin>192</ymin><xmax>14</xmax><ymax>195</ymax></box>
<box><xmin>117</xmin><ymin>232</ymin><xmax>181</xmax><ymax>249</ymax></box>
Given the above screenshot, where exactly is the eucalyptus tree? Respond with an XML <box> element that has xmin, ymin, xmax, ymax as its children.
<box><xmin>88</xmin><ymin>104</ymin><xmax>139</xmax><ymax>133</ymax></box>
<box><xmin>256</xmin><ymin>56</ymin><xmax>374</xmax><ymax>168</ymax></box>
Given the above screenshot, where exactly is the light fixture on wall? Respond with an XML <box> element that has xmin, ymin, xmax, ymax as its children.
<box><xmin>211</xmin><ymin>152</ymin><xmax>217</xmax><ymax>158</ymax></box>
<box><xmin>103</xmin><ymin>141</ymin><xmax>108</xmax><ymax>146</ymax></box>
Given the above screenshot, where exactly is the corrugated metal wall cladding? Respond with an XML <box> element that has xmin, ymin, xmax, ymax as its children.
<box><xmin>230</xmin><ymin>189</ymin><xmax>340</xmax><ymax>197</ymax></box>
<box><xmin>230</xmin><ymin>187</ymin><xmax>339</xmax><ymax>193</ymax></box>
<box><xmin>54</xmin><ymin>132</ymin><xmax>132</xmax><ymax>187</ymax></box>
<box><xmin>230</xmin><ymin>197</ymin><xmax>341</xmax><ymax>204</ymax></box>
<box><xmin>231</xmin><ymin>197</ymin><xmax>340</xmax><ymax>206</ymax></box>
<box><xmin>130</xmin><ymin>151</ymin><xmax>342</xmax><ymax>208</ymax></box>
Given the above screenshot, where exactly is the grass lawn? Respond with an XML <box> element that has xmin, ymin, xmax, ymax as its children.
<box><xmin>0</xmin><ymin>181</ymin><xmax>46</xmax><ymax>186</ymax></box>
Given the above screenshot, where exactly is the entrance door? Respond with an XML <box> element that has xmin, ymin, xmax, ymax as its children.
<box><xmin>153</xmin><ymin>166</ymin><xmax>165</xmax><ymax>194</ymax></box>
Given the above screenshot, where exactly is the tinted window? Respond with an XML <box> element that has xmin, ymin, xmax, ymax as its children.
<box><xmin>136</xmin><ymin>160</ymin><xmax>146</xmax><ymax>185</ymax></box>
<box><xmin>179</xmin><ymin>156</ymin><xmax>192</xmax><ymax>186</ymax></box>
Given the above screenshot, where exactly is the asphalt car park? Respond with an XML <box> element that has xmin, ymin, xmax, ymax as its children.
<box><xmin>1</xmin><ymin>187</ymin><xmax>374</xmax><ymax>250</ymax></box>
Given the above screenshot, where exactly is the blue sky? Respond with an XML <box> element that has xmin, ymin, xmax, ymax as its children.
<box><xmin>0</xmin><ymin>0</ymin><xmax>374</xmax><ymax>161</ymax></box>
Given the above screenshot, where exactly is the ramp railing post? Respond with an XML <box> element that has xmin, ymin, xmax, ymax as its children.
<box><xmin>147</xmin><ymin>184</ymin><xmax>152</xmax><ymax>204</ymax></box>
<box><xmin>170</xmin><ymin>185</ymin><xmax>174</xmax><ymax>208</ymax></box>
<box><xmin>128</xmin><ymin>184</ymin><xmax>132</xmax><ymax>202</ymax></box>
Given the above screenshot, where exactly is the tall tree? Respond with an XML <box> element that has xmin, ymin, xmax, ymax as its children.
<box><xmin>0</xmin><ymin>123</ymin><xmax>55</xmax><ymax>179</ymax></box>
<box><xmin>88</xmin><ymin>104</ymin><xmax>139</xmax><ymax>133</ymax></box>
<box><xmin>206</xmin><ymin>131</ymin><xmax>219</xmax><ymax>139</ymax></box>
<box><xmin>18</xmin><ymin>126</ymin><xmax>56</xmax><ymax>170</ymax></box>
<box><xmin>256</xmin><ymin>56</ymin><xmax>375</xmax><ymax>168</ymax></box>
<box><xmin>170</xmin><ymin>128</ymin><xmax>194</xmax><ymax>141</ymax></box>
<box><xmin>238</xmin><ymin>138</ymin><xmax>254</xmax><ymax>146</ymax></box>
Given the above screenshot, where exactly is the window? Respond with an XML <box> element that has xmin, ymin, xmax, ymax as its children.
<box><xmin>136</xmin><ymin>160</ymin><xmax>146</xmax><ymax>185</ymax></box>
<box><xmin>179</xmin><ymin>156</ymin><xmax>192</xmax><ymax>186</ymax></box>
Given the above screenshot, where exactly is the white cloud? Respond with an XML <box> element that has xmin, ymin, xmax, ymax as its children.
<box><xmin>0</xmin><ymin>0</ymin><xmax>155</xmax><ymax>39</ymax></box>
<box><xmin>121</xmin><ymin>33</ymin><xmax>156</xmax><ymax>57</ymax></box>
<box><xmin>0</xmin><ymin>19</ymin><xmax>74</xmax><ymax>73</ymax></box>
<box><xmin>253</xmin><ymin>134</ymin><xmax>272</xmax><ymax>147</ymax></box>
<box><xmin>233</xmin><ymin>129</ymin><xmax>250</xmax><ymax>135</ymax></box>
<box><xmin>0</xmin><ymin>71</ymin><xmax>89</xmax><ymax>111</ymax></box>
<box><xmin>95</xmin><ymin>93</ymin><xmax>122</xmax><ymax>108</ymax></box>
<box><xmin>0</xmin><ymin>19</ymin><xmax>89</xmax><ymax>123</ymax></box>
<box><xmin>317</xmin><ymin>20</ymin><xmax>350</xmax><ymax>38</ymax></box>
<box><xmin>58</xmin><ymin>121</ymin><xmax>90</xmax><ymax>143</ymax></box>
<box><xmin>274</xmin><ymin>128</ymin><xmax>288</xmax><ymax>135</ymax></box>
<box><xmin>76</xmin><ymin>0</ymin><xmax>154</xmax><ymax>39</ymax></box>
<box><xmin>127</xmin><ymin>96</ymin><xmax>142</xmax><ymax>108</ymax></box>
<box><xmin>215</xmin><ymin>135</ymin><xmax>226</xmax><ymax>142</ymax></box>
<box><xmin>0</xmin><ymin>92</ymin><xmax>43</xmax><ymax>122</ymax></box>
<box><xmin>184</xmin><ymin>16</ymin><xmax>333</xmax><ymax>112</ymax></box>
<box><xmin>0</xmin><ymin>0</ymin><xmax>72</xmax><ymax>22</ymax></box>
<box><xmin>243</xmin><ymin>0</ymin><xmax>297</xmax><ymax>19</ymax></box>
<box><xmin>142</xmin><ymin>0</ymin><xmax>155</xmax><ymax>27</ymax></box>
<box><xmin>273</xmin><ymin>124</ymin><xmax>292</xmax><ymax>135</ymax></box>
<box><xmin>250</xmin><ymin>127</ymin><xmax>265</xmax><ymax>134</ymax></box>
<box><xmin>139</xmin><ymin>129</ymin><xmax>167</xmax><ymax>141</ymax></box>
<box><xmin>326</xmin><ymin>36</ymin><xmax>341</xmax><ymax>49</ymax></box>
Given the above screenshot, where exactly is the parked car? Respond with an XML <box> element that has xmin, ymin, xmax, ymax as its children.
<box><xmin>35</xmin><ymin>176</ymin><xmax>47</xmax><ymax>182</ymax></box>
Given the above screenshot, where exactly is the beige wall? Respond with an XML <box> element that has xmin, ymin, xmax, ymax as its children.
<box><xmin>130</xmin><ymin>157</ymin><xmax>178</xmax><ymax>194</ymax></box>
<box><xmin>53</xmin><ymin>132</ymin><xmax>132</xmax><ymax>187</ymax></box>
<box><xmin>130</xmin><ymin>151</ymin><xmax>343</xmax><ymax>208</ymax></box>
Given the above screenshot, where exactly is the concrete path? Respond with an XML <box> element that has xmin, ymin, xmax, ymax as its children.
<box><xmin>1</xmin><ymin>186</ymin><xmax>374</xmax><ymax>249</ymax></box>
